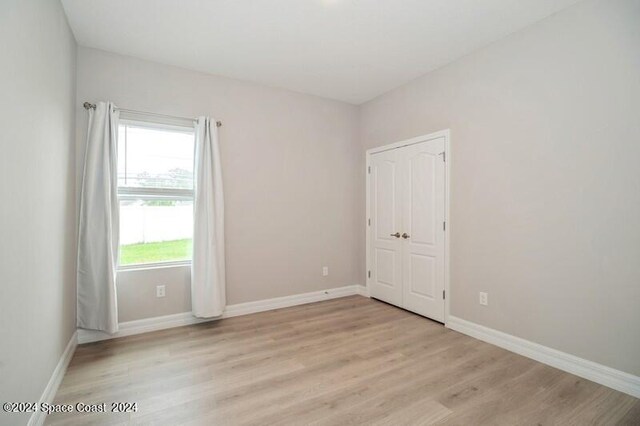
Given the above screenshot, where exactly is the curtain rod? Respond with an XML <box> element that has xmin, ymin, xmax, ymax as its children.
<box><xmin>82</xmin><ymin>102</ymin><xmax>222</xmax><ymax>127</ymax></box>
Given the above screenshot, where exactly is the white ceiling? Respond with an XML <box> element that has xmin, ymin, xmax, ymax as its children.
<box><xmin>61</xmin><ymin>0</ymin><xmax>581</xmax><ymax>104</ymax></box>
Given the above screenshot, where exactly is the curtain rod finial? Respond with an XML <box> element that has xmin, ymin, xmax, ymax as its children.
<box><xmin>83</xmin><ymin>102</ymin><xmax>96</xmax><ymax>110</ymax></box>
<box><xmin>216</xmin><ymin>121</ymin><xmax>222</xmax><ymax>127</ymax></box>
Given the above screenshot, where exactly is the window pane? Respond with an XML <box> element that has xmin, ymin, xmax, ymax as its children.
<box><xmin>118</xmin><ymin>124</ymin><xmax>195</xmax><ymax>190</ymax></box>
<box><xmin>119</xmin><ymin>199</ymin><xmax>193</xmax><ymax>266</ymax></box>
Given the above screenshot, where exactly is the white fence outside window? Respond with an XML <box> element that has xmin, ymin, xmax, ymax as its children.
<box><xmin>120</xmin><ymin>204</ymin><xmax>193</xmax><ymax>245</ymax></box>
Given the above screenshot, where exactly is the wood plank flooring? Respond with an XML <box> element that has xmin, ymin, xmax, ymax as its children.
<box><xmin>47</xmin><ymin>296</ymin><xmax>639</xmax><ymax>425</ymax></box>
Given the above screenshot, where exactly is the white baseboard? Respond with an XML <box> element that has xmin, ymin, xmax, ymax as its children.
<box><xmin>77</xmin><ymin>311</ymin><xmax>213</xmax><ymax>344</ymax></box>
<box><xmin>446</xmin><ymin>315</ymin><xmax>640</xmax><ymax>399</ymax></box>
<box><xmin>355</xmin><ymin>284</ymin><xmax>369</xmax><ymax>297</ymax></box>
<box><xmin>28</xmin><ymin>331</ymin><xmax>78</xmax><ymax>426</ymax></box>
<box><xmin>78</xmin><ymin>285</ymin><xmax>367</xmax><ymax>344</ymax></box>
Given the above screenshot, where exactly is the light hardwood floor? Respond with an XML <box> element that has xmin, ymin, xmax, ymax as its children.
<box><xmin>48</xmin><ymin>296</ymin><xmax>639</xmax><ymax>425</ymax></box>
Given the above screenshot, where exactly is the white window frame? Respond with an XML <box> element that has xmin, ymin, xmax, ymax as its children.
<box><xmin>116</xmin><ymin>115</ymin><xmax>196</xmax><ymax>271</ymax></box>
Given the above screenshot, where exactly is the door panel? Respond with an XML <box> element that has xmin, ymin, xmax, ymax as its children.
<box><xmin>409</xmin><ymin>253</ymin><xmax>436</xmax><ymax>297</ymax></box>
<box><xmin>374</xmin><ymin>160</ymin><xmax>397</xmax><ymax>240</ymax></box>
<box><xmin>409</xmin><ymin>153</ymin><xmax>436</xmax><ymax>246</ymax></box>
<box><xmin>375</xmin><ymin>248</ymin><xmax>397</xmax><ymax>287</ymax></box>
<box><xmin>369</xmin><ymin>149</ymin><xmax>403</xmax><ymax>306</ymax></box>
<box><xmin>402</xmin><ymin>138</ymin><xmax>445</xmax><ymax>321</ymax></box>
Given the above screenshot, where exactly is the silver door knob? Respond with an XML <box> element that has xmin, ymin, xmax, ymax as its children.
<box><xmin>390</xmin><ymin>232</ymin><xmax>401</xmax><ymax>238</ymax></box>
<box><xmin>402</xmin><ymin>233</ymin><xmax>410</xmax><ymax>239</ymax></box>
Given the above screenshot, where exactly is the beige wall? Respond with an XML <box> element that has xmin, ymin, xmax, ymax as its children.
<box><xmin>76</xmin><ymin>47</ymin><xmax>361</xmax><ymax>322</ymax></box>
<box><xmin>359</xmin><ymin>0</ymin><xmax>640</xmax><ymax>375</ymax></box>
<box><xmin>0</xmin><ymin>0</ymin><xmax>77</xmax><ymax>423</ymax></box>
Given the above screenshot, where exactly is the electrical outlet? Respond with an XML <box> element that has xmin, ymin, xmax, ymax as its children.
<box><xmin>322</xmin><ymin>266</ymin><xmax>329</xmax><ymax>276</ymax></box>
<box><xmin>156</xmin><ymin>285</ymin><xmax>166</xmax><ymax>298</ymax></box>
<box><xmin>479</xmin><ymin>292</ymin><xmax>488</xmax><ymax>306</ymax></box>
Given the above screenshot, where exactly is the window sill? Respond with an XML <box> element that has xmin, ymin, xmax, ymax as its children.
<box><xmin>118</xmin><ymin>261</ymin><xmax>191</xmax><ymax>272</ymax></box>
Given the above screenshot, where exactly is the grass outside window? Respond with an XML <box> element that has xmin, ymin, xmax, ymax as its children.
<box><xmin>120</xmin><ymin>238</ymin><xmax>192</xmax><ymax>266</ymax></box>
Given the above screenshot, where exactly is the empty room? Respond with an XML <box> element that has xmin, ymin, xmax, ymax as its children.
<box><xmin>1</xmin><ymin>0</ymin><xmax>639</xmax><ymax>424</ymax></box>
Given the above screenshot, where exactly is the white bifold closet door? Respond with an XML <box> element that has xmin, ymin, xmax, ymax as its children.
<box><xmin>370</xmin><ymin>138</ymin><xmax>446</xmax><ymax>322</ymax></box>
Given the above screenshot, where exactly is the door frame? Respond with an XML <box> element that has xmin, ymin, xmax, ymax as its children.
<box><xmin>365</xmin><ymin>129</ymin><xmax>451</xmax><ymax>325</ymax></box>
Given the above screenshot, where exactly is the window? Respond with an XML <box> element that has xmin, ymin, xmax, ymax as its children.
<box><xmin>117</xmin><ymin>119</ymin><xmax>195</xmax><ymax>268</ymax></box>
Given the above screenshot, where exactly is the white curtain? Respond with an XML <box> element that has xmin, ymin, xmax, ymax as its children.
<box><xmin>192</xmin><ymin>117</ymin><xmax>226</xmax><ymax>317</ymax></box>
<box><xmin>77</xmin><ymin>102</ymin><xmax>119</xmax><ymax>333</ymax></box>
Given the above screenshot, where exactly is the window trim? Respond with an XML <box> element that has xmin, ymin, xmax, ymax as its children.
<box><xmin>118</xmin><ymin>187</ymin><xmax>194</xmax><ymax>200</ymax></box>
<box><xmin>119</xmin><ymin>113</ymin><xmax>195</xmax><ymax>132</ymax></box>
<box><xmin>116</xmin><ymin>116</ymin><xmax>196</xmax><ymax>270</ymax></box>
<box><xmin>118</xmin><ymin>259</ymin><xmax>192</xmax><ymax>272</ymax></box>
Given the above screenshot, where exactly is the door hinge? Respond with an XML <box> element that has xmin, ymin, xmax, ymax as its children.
<box><xmin>443</xmin><ymin>221</ymin><xmax>446</xmax><ymax>231</ymax></box>
<box><xmin>443</xmin><ymin>290</ymin><xmax>446</xmax><ymax>299</ymax></box>
<box><xmin>368</xmin><ymin>166</ymin><xmax>371</xmax><ymax>174</ymax></box>
<box><xmin>368</xmin><ymin>270</ymin><xmax>371</xmax><ymax>278</ymax></box>
<box><xmin>368</xmin><ymin>218</ymin><xmax>371</xmax><ymax>226</ymax></box>
<box><xmin>440</xmin><ymin>151</ymin><xmax>446</xmax><ymax>162</ymax></box>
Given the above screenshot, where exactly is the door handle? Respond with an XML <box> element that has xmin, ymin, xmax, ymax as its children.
<box><xmin>402</xmin><ymin>233</ymin><xmax>410</xmax><ymax>239</ymax></box>
<box><xmin>390</xmin><ymin>232</ymin><xmax>401</xmax><ymax>238</ymax></box>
